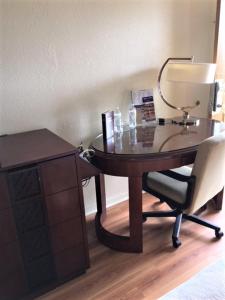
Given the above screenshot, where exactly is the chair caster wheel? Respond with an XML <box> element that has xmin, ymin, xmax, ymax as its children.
<box><xmin>215</xmin><ymin>229</ymin><xmax>224</xmax><ymax>239</ymax></box>
<box><xmin>142</xmin><ymin>215</ymin><xmax>147</xmax><ymax>223</ymax></box>
<box><xmin>172</xmin><ymin>237</ymin><xmax>182</xmax><ymax>248</ymax></box>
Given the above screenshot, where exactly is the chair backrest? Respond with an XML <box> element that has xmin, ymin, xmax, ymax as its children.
<box><xmin>187</xmin><ymin>133</ymin><xmax>225</xmax><ymax>214</ymax></box>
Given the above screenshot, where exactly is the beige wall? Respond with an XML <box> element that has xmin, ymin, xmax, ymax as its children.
<box><xmin>1</xmin><ymin>0</ymin><xmax>216</xmax><ymax>214</ymax></box>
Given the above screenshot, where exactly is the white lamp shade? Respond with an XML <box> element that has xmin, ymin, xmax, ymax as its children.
<box><xmin>166</xmin><ymin>62</ymin><xmax>216</xmax><ymax>84</ymax></box>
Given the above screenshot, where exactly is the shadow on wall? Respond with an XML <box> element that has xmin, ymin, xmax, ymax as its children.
<box><xmin>53</xmin><ymin>68</ymin><xmax>158</xmax><ymax>147</ymax></box>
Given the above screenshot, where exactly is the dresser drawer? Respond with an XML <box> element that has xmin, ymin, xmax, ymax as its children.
<box><xmin>26</xmin><ymin>254</ymin><xmax>55</xmax><ymax>290</ymax></box>
<box><xmin>0</xmin><ymin>174</ymin><xmax>10</xmax><ymax>210</ymax></box>
<box><xmin>0</xmin><ymin>208</ymin><xmax>17</xmax><ymax>245</ymax></box>
<box><xmin>21</xmin><ymin>226</ymin><xmax>51</xmax><ymax>263</ymax></box>
<box><xmin>40</xmin><ymin>156</ymin><xmax>78</xmax><ymax>195</ymax></box>
<box><xmin>14</xmin><ymin>196</ymin><xmax>45</xmax><ymax>233</ymax></box>
<box><xmin>0</xmin><ymin>241</ymin><xmax>24</xmax><ymax>282</ymax></box>
<box><xmin>0</xmin><ymin>270</ymin><xmax>27</xmax><ymax>300</ymax></box>
<box><xmin>46</xmin><ymin>188</ymin><xmax>81</xmax><ymax>225</ymax></box>
<box><xmin>8</xmin><ymin>167</ymin><xmax>41</xmax><ymax>202</ymax></box>
<box><xmin>54</xmin><ymin>245</ymin><xmax>86</xmax><ymax>280</ymax></box>
<box><xmin>50</xmin><ymin>217</ymin><xmax>83</xmax><ymax>254</ymax></box>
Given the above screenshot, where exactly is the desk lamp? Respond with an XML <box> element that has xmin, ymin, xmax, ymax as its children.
<box><xmin>158</xmin><ymin>57</ymin><xmax>216</xmax><ymax>125</ymax></box>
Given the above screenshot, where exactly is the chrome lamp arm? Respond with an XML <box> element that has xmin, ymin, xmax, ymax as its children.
<box><xmin>157</xmin><ymin>57</ymin><xmax>200</xmax><ymax>125</ymax></box>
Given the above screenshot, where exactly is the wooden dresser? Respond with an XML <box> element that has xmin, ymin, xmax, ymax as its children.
<box><xmin>0</xmin><ymin>129</ymin><xmax>89</xmax><ymax>300</ymax></box>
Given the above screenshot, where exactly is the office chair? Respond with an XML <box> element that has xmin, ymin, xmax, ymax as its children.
<box><xmin>142</xmin><ymin>133</ymin><xmax>225</xmax><ymax>248</ymax></box>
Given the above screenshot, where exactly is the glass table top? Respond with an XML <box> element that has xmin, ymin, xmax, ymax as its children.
<box><xmin>91</xmin><ymin>119</ymin><xmax>225</xmax><ymax>156</ymax></box>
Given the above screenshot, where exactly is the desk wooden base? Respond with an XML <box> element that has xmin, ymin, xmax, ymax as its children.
<box><xmin>91</xmin><ymin>118</ymin><xmax>225</xmax><ymax>253</ymax></box>
<box><xmin>95</xmin><ymin>174</ymin><xmax>143</xmax><ymax>253</ymax></box>
<box><xmin>210</xmin><ymin>188</ymin><xmax>224</xmax><ymax>210</ymax></box>
<box><xmin>94</xmin><ymin>173</ymin><xmax>223</xmax><ymax>253</ymax></box>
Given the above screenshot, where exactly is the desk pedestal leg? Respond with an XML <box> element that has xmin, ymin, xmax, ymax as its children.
<box><xmin>95</xmin><ymin>174</ymin><xmax>106</xmax><ymax>221</ymax></box>
<box><xmin>211</xmin><ymin>188</ymin><xmax>224</xmax><ymax>210</ymax></box>
<box><xmin>95</xmin><ymin>175</ymin><xmax>143</xmax><ymax>253</ymax></box>
<box><xmin>129</xmin><ymin>176</ymin><xmax>143</xmax><ymax>252</ymax></box>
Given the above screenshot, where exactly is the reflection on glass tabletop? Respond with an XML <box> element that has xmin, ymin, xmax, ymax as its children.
<box><xmin>91</xmin><ymin>118</ymin><xmax>225</xmax><ymax>155</ymax></box>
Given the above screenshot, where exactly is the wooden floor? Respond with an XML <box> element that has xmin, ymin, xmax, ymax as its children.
<box><xmin>38</xmin><ymin>193</ymin><xmax>225</xmax><ymax>300</ymax></box>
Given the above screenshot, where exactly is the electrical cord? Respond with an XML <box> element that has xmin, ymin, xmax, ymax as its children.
<box><xmin>82</xmin><ymin>177</ymin><xmax>91</xmax><ymax>187</ymax></box>
<box><xmin>80</xmin><ymin>148</ymin><xmax>95</xmax><ymax>187</ymax></box>
<box><xmin>82</xmin><ymin>149</ymin><xmax>95</xmax><ymax>161</ymax></box>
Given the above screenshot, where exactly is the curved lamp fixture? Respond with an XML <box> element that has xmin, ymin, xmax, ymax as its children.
<box><xmin>158</xmin><ymin>57</ymin><xmax>216</xmax><ymax>126</ymax></box>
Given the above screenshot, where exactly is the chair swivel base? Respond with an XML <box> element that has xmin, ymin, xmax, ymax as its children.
<box><xmin>142</xmin><ymin>210</ymin><xmax>224</xmax><ymax>249</ymax></box>
<box><xmin>182</xmin><ymin>213</ymin><xmax>224</xmax><ymax>240</ymax></box>
<box><xmin>215</xmin><ymin>229</ymin><xmax>224</xmax><ymax>238</ymax></box>
<box><xmin>172</xmin><ymin>236</ymin><xmax>182</xmax><ymax>248</ymax></box>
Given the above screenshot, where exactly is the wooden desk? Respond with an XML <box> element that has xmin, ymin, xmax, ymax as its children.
<box><xmin>90</xmin><ymin>118</ymin><xmax>225</xmax><ymax>253</ymax></box>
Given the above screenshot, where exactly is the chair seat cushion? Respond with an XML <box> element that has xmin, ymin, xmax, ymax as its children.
<box><xmin>145</xmin><ymin>166</ymin><xmax>192</xmax><ymax>205</ymax></box>
<box><xmin>169</xmin><ymin>166</ymin><xmax>192</xmax><ymax>177</ymax></box>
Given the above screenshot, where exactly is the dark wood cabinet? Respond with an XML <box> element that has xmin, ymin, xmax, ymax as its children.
<box><xmin>0</xmin><ymin>129</ymin><xmax>89</xmax><ymax>300</ymax></box>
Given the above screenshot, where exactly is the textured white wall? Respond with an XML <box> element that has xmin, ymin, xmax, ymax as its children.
<box><xmin>1</xmin><ymin>0</ymin><xmax>216</xmax><ymax>214</ymax></box>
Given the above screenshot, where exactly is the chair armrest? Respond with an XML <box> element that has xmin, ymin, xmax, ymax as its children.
<box><xmin>159</xmin><ymin>170</ymin><xmax>195</xmax><ymax>183</ymax></box>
